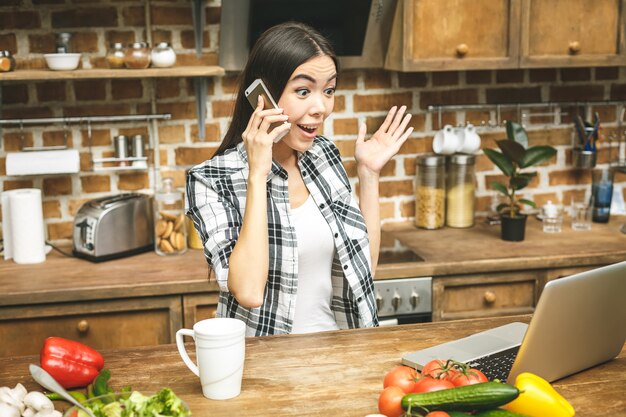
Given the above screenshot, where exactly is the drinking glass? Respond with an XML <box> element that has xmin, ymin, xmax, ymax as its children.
<box><xmin>571</xmin><ymin>196</ymin><xmax>592</xmax><ymax>231</ymax></box>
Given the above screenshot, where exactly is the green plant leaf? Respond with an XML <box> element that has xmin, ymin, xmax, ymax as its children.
<box><xmin>484</xmin><ymin>148</ymin><xmax>514</xmax><ymax>177</ymax></box>
<box><xmin>519</xmin><ymin>198</ymin><xmax>536</xmax><ymax>208</ymax></box>
<box><xmin>490</xmin><ymin>181</ymin><xmax>509</xmax><ymax>196</ymax></box>
<box><xmin>496</xmin><ymin>203</ymin><xmax>510</xmax><ymax>213</ymax></box>
<box><xmin>511</xmin><ymin>175</ymin><xmax>531</xmax><ymax>190</ymax></box>
<box><xmin>506</xmin><ymin>120</ymin><xmax>529</xmax><ymax>148</ymax></box>
<box><xmin>520</xmin><ymin>146</ymin><xmax>557</xmax><ymax>168</ymax></box>
<box><xmin>497</xmin><ymin>139</ymin><xmax>526</xmax><ymax>165</ymax></box>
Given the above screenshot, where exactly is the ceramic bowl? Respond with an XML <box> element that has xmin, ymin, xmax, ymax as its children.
<box><xmin>44</xmin><ymin>53</ymin><xmax>81</xmax><ymax>71</ymax></box>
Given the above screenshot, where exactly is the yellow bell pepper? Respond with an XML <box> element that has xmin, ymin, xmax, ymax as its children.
<box><xmin>503</xmin><ymin>372</ymin><xmax>575</xmax><ymax>417</ymax></box>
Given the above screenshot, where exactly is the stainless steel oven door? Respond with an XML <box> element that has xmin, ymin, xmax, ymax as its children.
<box><xmin>374</xmin><ymin>277</ymin><xmax>432</xmax><ymax>325</ymax></box>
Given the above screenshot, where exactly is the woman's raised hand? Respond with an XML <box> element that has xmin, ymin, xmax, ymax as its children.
<box><xmin>242</xmin><ymin>95</ymin><xmax>291</xmax><ymax>179</ymax></box>
<box><xmin>354</xmin><ymin>105</ymin><xmax>413</xmax><ymax>175</ymax></box>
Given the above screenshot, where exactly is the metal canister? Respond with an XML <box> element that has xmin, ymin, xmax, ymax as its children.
<box><xmin>446</xmin><ymin>154</ymin><xmax>476</xmax><ymax>228</ymax></box>
<box><xmin>113</xmin><ymin>135</ymin><xmax>129</xmax><ymax>166</ymax></box>
<box><xmin>415</xmin><ymin>154</ymin><xmax>446</xmax><ymax>229</ymax></box>
<box><xmin>130</xmin><ymin>134</ymin><xmax>147</xmax><ymax>168</ymax></box>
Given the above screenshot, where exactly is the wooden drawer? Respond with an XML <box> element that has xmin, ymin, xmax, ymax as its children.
<box><xmin>182</xmin><ymin>292</ymin><xmax>219</xmax><ymax>328</ymax></box>
<box><xmin>0</xmin><ymin>296</ymin><xmax>182</xmax><ymax>358</ymax></box>
<box><xmin>433</xmin><ymin>271</ymin><xmax>542</xmax><ymax>321</ymax></box>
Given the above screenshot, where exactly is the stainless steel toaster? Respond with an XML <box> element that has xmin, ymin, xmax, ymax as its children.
<box><xmin>73</xmin><ymin>193</ymin><xmax>154</xmax><ymax>262</ymax></box>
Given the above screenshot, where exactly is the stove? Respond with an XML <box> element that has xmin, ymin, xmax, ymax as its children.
<box><xmin>375</xmin><ymin>234</ymin><xmax>432</xmax><ymax>325</ymax></box>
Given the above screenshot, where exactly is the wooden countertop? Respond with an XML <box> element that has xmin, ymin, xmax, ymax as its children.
<box><xmin>0</xmin><ymin>315</ymin><xmax>623</xmax><ymax>416</ymax></box>
<box><xmin>1</xmin><ymin>217</ymin><xmax>624</xmax><ymax>307</ymax></box>
<box><xmin>377</xmin><ymin>216</ymin><xmax>626</xmax><ymax>278</ymax></box>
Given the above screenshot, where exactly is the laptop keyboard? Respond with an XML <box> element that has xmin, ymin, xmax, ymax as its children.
<box><xmin>466</xmin><ymin>345</ymin><xmax>520</xmax><ymax>382</ymax></box>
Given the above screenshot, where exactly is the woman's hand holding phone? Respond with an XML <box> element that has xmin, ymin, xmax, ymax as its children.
<box><xmin>242</xmin><ymin>95</ymin><xmax>291</xmax><ymax>179</ymax></box>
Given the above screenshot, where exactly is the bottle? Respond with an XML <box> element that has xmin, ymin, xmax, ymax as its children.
<box><xmin>125</xmin><ymin>42</ymin><xmax>151</xmax><ymax>69</ymax></box>
<box><xmin>0</xmin><ymin>51</ymin><xmax>16</xmax><ymax>72</ymax></box>
<box><xmin>151</xmin><ymin>42</ymin><xmax>176</xmax><ymax>68</ymax></box>
<box><xmin>415</xmin><ymin>154</ymin><xmax>446</xmax><ymax>229</ymax></box>
<box><xmin>446</xmin><ymin>154</ymin><xmax>476</xmax><ymax>228</ymax></box>
<box><xmin>56</xmin><ymin>32</ymin><xmax>72</xmax><ymax>53</ymax></box>
<box><xmin>106</xmin><ymin>43</ymin><xmax>126</xmax><ymax>69</ymax></box>
<box><xmin>154</xmin><ymin>177</ymin><xmax>188</xmax><ymax>256</ymax></box>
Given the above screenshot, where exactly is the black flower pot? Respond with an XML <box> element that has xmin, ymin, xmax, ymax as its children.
<box><xmin>500</xmin><ymin>214</ymin><xmax>527</xmax><ymax>241</ymax></box>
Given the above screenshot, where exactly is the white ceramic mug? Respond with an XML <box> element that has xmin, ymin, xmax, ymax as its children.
<box><xmin>432</xmin><ymin>125</ymin><xmax>459</xmax><ymax>155</ymax></box>
<box><xmin>457</xmin><ymin>124</ymin><xmax>481</xmax><ymax>154</ymax></box>
<box><xmin>176</xmin><ymin>318</ymin><xmax>246</xmax><ymax>400</ymax></box>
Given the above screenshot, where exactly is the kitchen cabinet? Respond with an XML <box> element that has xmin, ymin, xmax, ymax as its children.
<box><xmin>182</xmin><ymin>293</ymin><xmax>219</xmax><ymax>328</ymax></box>
<box><xmin>520</xmin><ymin>0</ymin><xmax>626</xmax><ymax>68</ymax></box>
<box><xmin>432</xmin><ymin>270</ymin><xmax>541</xmax><ymax>321</ymax></box>
<box><xmin>384</xmin><ymin>0</ymin><xmax>626</xmax><ymax>72</ymax></box>
<box><xmin>0</xmin><ymin>296</ymin><xmax>182</xmax><ymax>358</ymax></box>
<box><xmin>385</xmin><ymin>0</ymin><xmax>521</xmax><ymax>71</ymax></box>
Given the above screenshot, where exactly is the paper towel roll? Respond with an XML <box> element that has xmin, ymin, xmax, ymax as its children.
<box><xmin>6</xmin><ymin>149</ymin><xmax>80</xmax><ymax>176</ymax></box>
<box><xmin>2</xmin><ymin>189</ymin><xmax>46</xmax><ymax>264</ymax></box>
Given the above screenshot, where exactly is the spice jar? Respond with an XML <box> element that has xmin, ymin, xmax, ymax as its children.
<box><xmin>113</xmin><ymin>135</ymin><xmax>129</xmax><ymax>167</ymax></box>
<box><xmin>415</xmin><ymin>154</ymin><xmax>446</xmax><ymax>229</ymax></box>
<box><xmin>125</xmin><ymin>42</ymin><xmax>151</xmax><ymax>69</ymax></box>
<box><xmin>106</xmin><ymin>43</ymin><xmax>125</xmax><ymax>69</ymax></box>
<box><xmin>151</xmin><ymin>42</ymin><xmax>176</xmax><ymax>68</ymax></box>
<box><xmin>446</xmin><ymin>154</ymin><xmax>476</xmax><ymax>228</ymax></box>
<box><xmin>154</xmin><ymin>177</ymin><xmax>187</xmax><ymax>256</ymax></box>
<box><xmin>0</xmin><ymin>51</ymin><xmax>16</xmax><ymax>72</ymax></box>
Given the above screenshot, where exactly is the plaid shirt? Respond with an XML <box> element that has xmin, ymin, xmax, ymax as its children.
<box><xmin>186</xmin><ymin>136</ymin><xmax>379</xmax><ymax>336</ymax></box>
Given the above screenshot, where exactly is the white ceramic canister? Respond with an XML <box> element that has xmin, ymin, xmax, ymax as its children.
<box><xmin>151</xmin><ymin>42</ymin><xmax>176</xmax><ymax>68</ymax></box>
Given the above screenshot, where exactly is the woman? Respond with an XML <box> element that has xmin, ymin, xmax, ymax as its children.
<box><xmin>186</xmin><ymin>22</ymin><xmax>413</xmax><ymax>336</ymax></box>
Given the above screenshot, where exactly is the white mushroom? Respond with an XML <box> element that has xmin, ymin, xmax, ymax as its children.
<box><xmin>23</xmin><ymin>407</ymin><xmax>36</xmax><ymax>417</ymax></box>
<box><xmin>23</xmin><ymin>391</ymin><xmax>54</xmax><ymax>412</ymax></box>
<box><xmin>0</xmin><ymin>402</ymin><xmax>20</xmax><ymax>417</ymax></box>
<box><xmin>33</xmin><ymin>409</ymin><xmax>62</xmax><ymax>417</ymax></box>
<box><xmin>10</xmin><ymin>383</ymin><xmax>27</xmax><ymax>404</ymax></box>
<box><xmin>0</xmin><ymin>386</ymin><xmax>24</xmax><ymax>413</ymax></box>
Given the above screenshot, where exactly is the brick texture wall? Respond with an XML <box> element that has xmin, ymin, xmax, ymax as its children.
<box><xmin>1</xmin><ymin>0</ymin><xmax>625</xmax><ymax>245</ymax></box>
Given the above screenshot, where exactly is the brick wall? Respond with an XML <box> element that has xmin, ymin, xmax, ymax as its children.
<box><xmin>1</xmin><ymin>0</ymin><xmax>625</xmax><ymax>245</ymax></box>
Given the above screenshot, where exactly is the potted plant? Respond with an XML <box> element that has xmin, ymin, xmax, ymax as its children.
<box><xmin>484</xmin><ymin>121</ymin><xmax>557</xmax><ymax>241</ymax></box>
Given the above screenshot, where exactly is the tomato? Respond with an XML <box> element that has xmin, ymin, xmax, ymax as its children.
<box><xmin>383</xmin><ymin>365</ymin><xmax>419</xmax><ymax>393</ymax></box>
<box><xmin>421</xmin><ymin>359</ymin><xmax>458</xmax><ymax>380</ymax></box>
<box><xmin>425</xmin><ymin>412</ymin><xmax>451</xmax><ymax>417</ymax></box>
<box><xmin>413</xmin><ymin>376</ymin><xmax>454</xmax><ymax>393</ymax></box>
<box><xmin>450</xmin><ymin>368</ymin><xmax>488</xmax><ymax>386</ymax></box>
<box><xmin>378</xmin><ymin>386</ymin><xmax>405</xmax><ymax>417</ymax></box>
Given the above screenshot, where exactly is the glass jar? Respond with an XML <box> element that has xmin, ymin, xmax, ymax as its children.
<box><xmin>56</xmin><ymin>32</ymin><xmax>72</xmax><ymax>53</ymax></box>
<box><xmin>446</xmin><ymin>154</ymin><xmax>476</xmax><ymax>228</ymax></box>
<box><xmin>154</xmin><ymin>178</ymin><xmax>187</xmax><ymax>256</ymax></box>
<box><xmin>0</xmin><ymin>50</ymin><xmax>16</xmax><ymax>72</ymax></box>
<box><xmin>106</xmin><ymin>43</ymin><xmax>126</xmax><ymax>69</ymax></box>
<box><xmin>415</xmin><ymin>154</ymin><xmax>446</xmax><ymax>229</ymax></box>
<box><xmin>125</xmin><ymin>42</ymin><xmax>151</xmax><ymax>69</ymax></box>
<box><xmin>151</xmin><ymin>42</ymin><xmax>176</xmax><ymax>68</ymax></box>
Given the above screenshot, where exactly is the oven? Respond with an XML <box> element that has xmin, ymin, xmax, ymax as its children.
<box><xmin>374</xmin><ymin>234</ymin><xmax>433</xmax><ymax>325</ymax></box>
<box><xmin>375</xmin><ymin>277</ymin><xmax>432</xmax><ymax>326</ymax></box>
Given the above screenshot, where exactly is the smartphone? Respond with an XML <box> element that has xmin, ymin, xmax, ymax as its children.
<box><xmin>244</xmin><ymin>78</ymin><xmax>287</xmax><ymax>142</ymax></box>
<box><xmin>245</xmin><ymin>78</ymin><xmax>279</xmax><ymax>110</ymax></box>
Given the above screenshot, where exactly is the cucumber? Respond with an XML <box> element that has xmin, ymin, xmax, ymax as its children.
<box><xmin>401</xmin><ymin>382</ymin><xmax>520</xmax><ymax>412</ymax></box>
<box><xmin>447</xmin><ymin>412</ymin><xmax>472</xmax><ymax>417</ymax></box>
<box><xmin>473</xmin><ymin>409</ymin><xmax>532</xmax><ymax>417</ymax></box>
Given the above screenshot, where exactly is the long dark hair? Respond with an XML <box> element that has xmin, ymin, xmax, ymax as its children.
<box><xmin>215</xmin><ymin>22</ymin><xmax>339</xmax><ymax>155</ymax></box>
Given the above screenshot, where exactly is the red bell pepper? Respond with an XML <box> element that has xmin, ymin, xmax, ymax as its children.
<box><xmin>40</xmin><ymin>337</ymin><xmax>105</xmax><ymax>389</ymax></box>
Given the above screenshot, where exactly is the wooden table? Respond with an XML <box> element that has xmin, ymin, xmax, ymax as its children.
<box><xmin>1</xmin><ymin>315</ymin><xmax>623</xmax><ymax>416</ymax></box>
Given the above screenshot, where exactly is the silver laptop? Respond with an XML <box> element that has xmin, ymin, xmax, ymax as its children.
<box><xmin>402</xmin><ymin>261</ymin><xmax>626</xmax><ymax>382</ymax></box>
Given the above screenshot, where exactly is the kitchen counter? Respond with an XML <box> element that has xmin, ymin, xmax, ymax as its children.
<box><xmin>0</xmin><ymin>315</ymin><xmax>623</xmax><ymax>416</ymax></box>
<box><xmin>0</xmin><ymin>217</ymin><xmax>624</xmax><ymax>307</ymax></box>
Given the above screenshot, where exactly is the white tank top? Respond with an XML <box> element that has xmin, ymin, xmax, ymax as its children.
<box><xmin>290</xmin><ymin>194</ymin><xmax>339</xmax><ymax>334</ymax></box>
